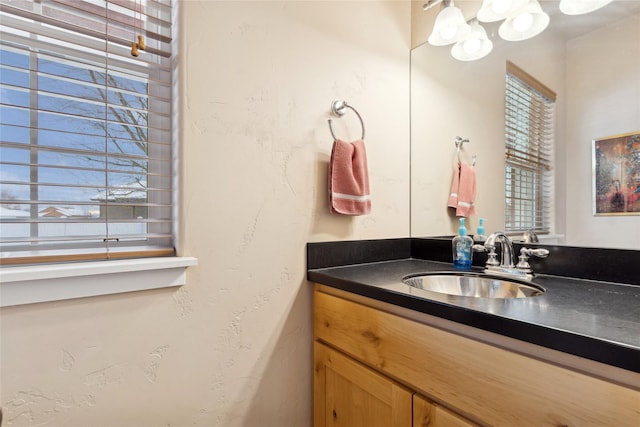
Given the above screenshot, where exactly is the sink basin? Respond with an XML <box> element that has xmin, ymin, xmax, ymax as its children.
<box><xmin>402</xmin><ymin>272</ymin><xmax>545</xmax><ymax>299</ymax></box>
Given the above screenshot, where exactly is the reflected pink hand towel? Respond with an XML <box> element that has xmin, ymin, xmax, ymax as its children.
<box><xmin>329</xmin><ymin>139</ymin><xmax>371</xmax><ymax>215</ymax></box>
<box><xmin>456</xmin><ymin>162</ymin><xmax>476</xmax><ymax>217</ymax></box>
<box><xmin>447</xmin><ymin>163</ymin><xmax>461</xmax><ymax>209</ymax></box>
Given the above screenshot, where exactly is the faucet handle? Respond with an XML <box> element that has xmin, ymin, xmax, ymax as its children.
<box><xmin>473</xmin><ymin>244</ymin><xmax>500</xmax><ymax>266</ymax></box>
<box><xmin>521</xmin><ymin>248</ymin><xmax>549</xmax><ymax>258</ymax></box>
<box><xmin>486</xmin><ymin>248</ymin><xmax>499</xmax><ymax>266</ymax></box>
<box><xmin>516</xmin><ymin>247</ymin><xmax>549</xmax><ymax>273</ymax></box>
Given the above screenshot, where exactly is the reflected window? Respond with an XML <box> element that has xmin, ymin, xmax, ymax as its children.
<box><xmin>504</xmin><ymin>61</ymin><xmax>555</xmax><ymax>234</ymax></box>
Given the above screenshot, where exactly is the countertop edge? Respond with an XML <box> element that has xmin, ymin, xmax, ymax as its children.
<box><xmin>307</xmin><ymin>264</ymin><xmax>640</xmax><ymax>375</ymax></box>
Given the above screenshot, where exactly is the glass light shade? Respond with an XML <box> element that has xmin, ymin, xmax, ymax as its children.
<box><xmin>559</xmin><ymin>0</ymin><xmax>614</xmax><ymax>15</ymax></box>
<box><xmin>477</xmin><ymin>0</ymin><xmax>528</xmax><ymax>22</ymax></box>
<box><xmin>451</xmin><ymin>22</ymin><xmax>493</xmax><ymax>61</ymax></box>
<box><xmin>498</xmin><ymin>0</ymin><xmax>549</xmax><ymax>41</ymax></box>
<box><xmin>428</xmin><ymin>4</ymin><xmax>472</xmax><ymax>46</ymax></box>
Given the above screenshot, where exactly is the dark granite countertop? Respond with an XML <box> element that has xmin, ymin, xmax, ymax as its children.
<box><xmin>307</xmin><ymin>240</ymin><xmax>640</xmax><ymax>374</ymax></box>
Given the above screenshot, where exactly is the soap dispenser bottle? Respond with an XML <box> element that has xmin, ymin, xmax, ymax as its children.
<box><xmin>475</xmin><ymin>218</ymin><xmax>486</xmax><ymax>242</ymax></box>
<box><xmin>452</xmin><ymin>218</ymin><xmax>473</xmax><ymax>270</ymax></box>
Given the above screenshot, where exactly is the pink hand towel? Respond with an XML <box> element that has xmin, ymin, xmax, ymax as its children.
<box><xmin>329</xmin><ymin>139</ymin><xmax>371</xmax><ymax>215</ymax></box>
<box><xmin>447</xmin><ymin>163</ymin><xmax>461</xmax><ymax>209</ymax></box>
<box><xmin>448</xmin><ymin>162</ymin><xmax>476</xmax><ymax>217</ymax></box>
<box><xmin>456</xmin><ymin>162</ymin><xmax>476</xmax><ymax>217</ymax></box>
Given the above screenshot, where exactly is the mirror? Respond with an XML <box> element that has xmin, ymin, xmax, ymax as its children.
<box><xmin>410</xmin><ymin>0</ymin><xmax>640</xmax><ymax>249</ymax></box>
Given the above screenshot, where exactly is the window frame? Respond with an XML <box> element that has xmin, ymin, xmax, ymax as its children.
<box><xmin>0</xmin><ymin>256</ymin><xmax>197</xmax><ymax>307</ymax></box>
<box><xmin>0</xmin><ymin>0</ymin><xmax>176</xmax><ymax>265</ymax></box>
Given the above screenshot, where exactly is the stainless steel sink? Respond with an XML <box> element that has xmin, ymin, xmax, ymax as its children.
<box><xmin>402</xmin><ymin>272</ymin><xmax>545</xmax><ymax>299</ymax></box>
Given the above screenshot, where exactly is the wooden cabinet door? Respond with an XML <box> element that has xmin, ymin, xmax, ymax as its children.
<box><xmin>413</xmin><ymin>394</ymin><xmax>478</xmax><ymax>427</ymax></box>
<box><xmin>314</xmin><ymin>341</ymin><xmax>412</xmax><ymax>427</ymax></box>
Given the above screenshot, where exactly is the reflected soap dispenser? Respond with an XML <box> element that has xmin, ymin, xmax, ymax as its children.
<box><xmin>452</xmin><ymin>218</ymin><xmax>473</xmax><ymax>270</ymax></box>
<box><xmin>475</xmin><ymin>218</ymin><xmax>486</xmax><ymax>243</ymax></box>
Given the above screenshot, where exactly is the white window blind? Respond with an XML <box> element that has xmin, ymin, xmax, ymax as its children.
<box><xmin>504</xmin><ymin>61</ymin><xmax>555</xmax><ymax>235</ymax></box>
<box><xmin>0</xmin><ymin>0</ymin><xmax>174</xmax><ymax>265</ymax></box>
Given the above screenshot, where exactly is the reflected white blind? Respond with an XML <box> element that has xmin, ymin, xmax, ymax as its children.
<box><xmin>0</xmin><ymin>0</ymin><xmax>174</xmax><ymax>264</ymax></box>
<box><xmin>504</xmin><ymin>62</ymin><xmax>555</xmax><ymax>234</ymax></box>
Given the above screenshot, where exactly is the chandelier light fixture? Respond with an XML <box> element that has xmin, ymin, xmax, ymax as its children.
<box><xmin>423</xmin><ymin>0</ymin><xmax>614</xmax><ymax>61</ymax></box>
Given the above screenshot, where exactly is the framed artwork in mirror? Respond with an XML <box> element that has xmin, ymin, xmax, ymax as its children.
<box><xmin>592</xmin><ymin>131</ymin><xmax>640</xmax><ymax>216</ymax></box>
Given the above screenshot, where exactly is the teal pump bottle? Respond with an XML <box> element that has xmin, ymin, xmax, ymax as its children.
<box><xmin>475</xmin><ymin>218</ymin><xmax>486</xmax><ymax>242</ymax></box>
<box><xmin>452</xmin><ymin>218</ymin><xmax>473</xmax><ymax>270</ymax></box>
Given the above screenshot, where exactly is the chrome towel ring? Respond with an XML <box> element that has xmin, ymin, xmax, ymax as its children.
<box><xmin>455</xmin><ymin>136</ymin><xmax>476</xmax><ymax>166</ymax></box>
<box><xmin>328</xmin><ymin>100</ymin><xmax>365</xmax><ymax>141</ymax></box>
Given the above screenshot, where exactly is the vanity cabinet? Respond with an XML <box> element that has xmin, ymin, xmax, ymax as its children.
<box><xmin>313</xmin><ymin>285</ymin><xmax>640</xmax><ymax>426</ymax></box>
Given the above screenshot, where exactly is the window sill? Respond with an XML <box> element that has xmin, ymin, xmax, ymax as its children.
<box><xmin>0</xmin><ymin>257</ymin><xmax>198</xmax><ymax>307</ymax></box>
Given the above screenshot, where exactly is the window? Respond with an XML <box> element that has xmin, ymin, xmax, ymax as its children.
<box><xmin>0</xmin><ymin>0</ymin><xmax>175</xmax><ymax>265</ymax></box>
<box><xmin>504</xmin><ymin>61</ymin><xmax>555</xmax><ymax>234</ymax></box>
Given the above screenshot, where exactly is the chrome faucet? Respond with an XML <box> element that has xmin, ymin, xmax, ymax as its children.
<box><xmin>484</xmin><ymin>232</ymin><xmax>516</xmax><ymax>268</ymax></box>
<box><xmin>474</xmin><ymin>232</ymin><xmax>549</xmax><ymax>280</ymax></box>
<box><xmin>521</xmin><ymin>229</ymin><xmax>539</xmax><ymax>243</ymax></box>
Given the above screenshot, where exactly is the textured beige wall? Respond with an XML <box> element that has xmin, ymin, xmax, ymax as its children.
<box><xmin>565</xmin><ymin>13</ymin><xmax>640</xmax><ymax>249</ymax></box>
<box><xmin>0</xmin><ymin>2</ymin><xmax>411</xmax><ymax>426</ymax></box>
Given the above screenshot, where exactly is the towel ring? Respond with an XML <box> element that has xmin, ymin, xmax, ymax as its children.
<box><xmin>328</xmin><ymin>100</ymin><xmax>365</xmax><ymax>141</ymax></box>
<box><xmin>455</xmin><ymin>136</ymin><xmax>476</xmax><ymax>166</ymax></box>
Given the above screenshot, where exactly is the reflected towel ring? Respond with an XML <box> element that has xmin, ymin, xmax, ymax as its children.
<box><xmin>455</xmin><ymin>136</ymin><xmax>476</xmax><ymax>166</ymax></box>
<box><xmin>328</xmin><ymin>100</ymin><xmax>365</xmax><ymax>141</ymax></box>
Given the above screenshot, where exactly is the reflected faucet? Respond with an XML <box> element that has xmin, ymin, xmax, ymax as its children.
<box><xmin>474</xmin><ymin>231</ymin><xmax>549</xmax><ymax>280</ymax></box>
<box><xmin>522</xmin><ymin>229</ymin><xmax>539</xmax><ymax>243</ymax></box>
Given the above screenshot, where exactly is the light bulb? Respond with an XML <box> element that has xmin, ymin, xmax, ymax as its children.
<box><xmin>440</xmin><ymin>25</ymin><xmax>458</xmax><ymax>41</ymax></box>
<box><xmin>498</xmin><ymin>0</ymin><xmax>549</xmax><ymax>41</ymax></box>
<box><xmin>463</xmin><ymin>38</ymin><xmax>482</xmax><ymax>54</ymax></box>
<box><xmin>513</xmin><ymin>12</ymin><xmax>534</xmax><ymax>32</ymax></box>
<box><xmin>451</xmin><ymin>20</ymin><xmax>493</xmax><ymax>61</ymax></box>
<box><xmin>428</xmin><ymin>2</ymin><xmax>471</xmax><ymax>46</ymax></box>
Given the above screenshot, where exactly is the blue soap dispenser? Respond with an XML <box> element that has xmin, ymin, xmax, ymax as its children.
<box><xmin>452</xmin><ymin>218</ymin><xmax>473</xmax><ymax>270</ymax></box>
<box><xmin>475</xmin><ymin>218</ymin><xmax>486</xmax><ymax>242</ymax></box>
